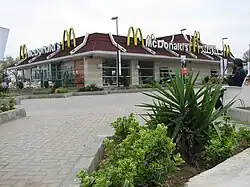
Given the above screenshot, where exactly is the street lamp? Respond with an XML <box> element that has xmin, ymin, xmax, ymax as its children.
<box><xmin>180</xmin><ymin>28</ymin><xmax>186</xmax><ymax>34</ymax></box>
<box><xmin>221</xmin><ymin>37</ymin><xmax>228</xmax><ymax>77</ymax></box>
<box><xmin>111</xmin><ymin>16</ymin><xmax>120</xmax><ymax>87</ymax></box>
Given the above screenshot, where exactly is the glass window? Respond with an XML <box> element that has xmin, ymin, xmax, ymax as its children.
<box><xmin>103</xmin><ymin>77</ymin><xmax>117</xmax><ymax>86</ymax></box>
<box><xmin>138</xmin><ymin>61</ymin><xmax>154</xmax><ymax>84</ymax></box>
<box><xmin>103</xmin><ymin>59</ymin><xmax>116</xmax><ymax>68</ymax></box>
<box><xmin>139</xmin><ymin>69</ymin><xmax>154</xmax><ymax>77</ymax></box>
<box><xmin>139</xmin><ymin>76</ymin><xmax>154</xmax><ymax>84</ymax></box>
<box><xmin>102</xmin><ymin>59</ymin><xmax>131</xmax><ymax>86</ymax></box>
<box><xmin>122</xmin><ymin>60</ymin><xmax>130</xmax><ymax>68</ymax></box>
<box><xmin>139</xmin><ymin>61</ymin><xmax>154</xmax><ymax>68</ymax></box>
<box><xmin>103</xmin><ymin>68</ymin><xmax>117</xmax><ymax>76</ymax></box>
<box><xmin>121</xmin><ymin>68</ymin><xmax>130</xmax><ymax>77</ymax></box>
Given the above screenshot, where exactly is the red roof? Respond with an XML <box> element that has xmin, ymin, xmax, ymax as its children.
<box><xmin>16</xmin><ymin>32</ymin><xmax>235</xmax><ymax>67</ymax></box>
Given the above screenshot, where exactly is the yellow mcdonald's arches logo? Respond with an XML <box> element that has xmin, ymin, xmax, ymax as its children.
<box><xmin>127</xmin><ymin>27</ymin><xmax>144</xmax><ymax>47</ymax></box>
<box><xmin>19</xmin><ymin>44</ymin><xmax>28</xmax><ymax>60</ymax></box>
<box><xmin>223</xmin><ymin>44</ymin><xmax>230</xmax><ymax>58</ymax></box>
<box><xmin>189</xmin><ymin>31</ymin><xmax>200</xmax><ymax>53</ymax></box>
<box><xmin>62</xmin><ymin>28</ymin><xmax>76</xmax><ymax>50</ymax></box>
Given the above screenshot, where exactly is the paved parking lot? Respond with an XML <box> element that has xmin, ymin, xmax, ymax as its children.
<box><xmin>0</xmin><ymin>93</ymin><xmax>151</xmax><ymax>187</ymax></box>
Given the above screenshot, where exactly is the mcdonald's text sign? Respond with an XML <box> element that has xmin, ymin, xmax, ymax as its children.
<box><xmin>29</xmin><ymin>43</ymin><xmax>61</xmax><ymax>58</ymax></box>
<box><xmin>145</xmin><ymin>35</ymin><xmax>221</xmax><ymax>55</ymax></box>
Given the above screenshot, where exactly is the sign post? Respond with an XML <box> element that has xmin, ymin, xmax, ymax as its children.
<box><xmin>181</xmin><ymin>55</ymin><xmax>188</xmax><ymax>82</ymax></box>
<box><xmin>0</xmin><ymin>27</ymin><xmax>10</xmax><ymax>61</ymax></box>
<box><xmin>224</xmin><ymin>58</ymin><xmax>228</xmax><ymax>76</ymax></box>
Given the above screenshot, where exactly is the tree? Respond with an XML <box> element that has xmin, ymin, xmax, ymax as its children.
<box><xmin>243</xmin><ymin>49</ymin><xmax>250</xmax><ymax>62</ymax></box>
<box><xmin>0</xmin><ymin>56</ymin><xmax>18</xmax><ymax>69</ymax></box>
<box><xmin>0</xmin><ymin>56</ymin><xmax>19</xmax><ymax>85</ymax></box>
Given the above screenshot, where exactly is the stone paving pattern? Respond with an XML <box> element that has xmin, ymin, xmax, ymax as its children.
<box><xmin>0</xmin><ymin>93</ymin><xmax>151</xmax><ymax>187</ymax></box>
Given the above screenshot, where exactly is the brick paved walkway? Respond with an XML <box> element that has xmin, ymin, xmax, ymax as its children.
<box><xmin>0</xmin><ymin>93</ymin><xmax>151</xmax><ymax>187</ymax></box>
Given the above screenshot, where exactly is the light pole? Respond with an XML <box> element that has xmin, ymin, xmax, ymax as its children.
<box><xmin>222</xmin><ymin>37</ymin><xmax>228</xmax><ymax>77</ymax></box>
<box><xmin>111</xmin><ymin>16</ymin><xmax>120</xmax><ymax>87</ymax></box>
<box><xmin>180</xmin><ymin>28</ymin><xmax>186</xmax><ymax>34</ymax></box>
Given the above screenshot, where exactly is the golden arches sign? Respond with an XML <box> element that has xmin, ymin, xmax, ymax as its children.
<box><xmin>19</xmin><ymin>44</ymin><xmax>28</xmax><ymax>60</ymax></box>
<box><xmin>127</xmin><ymin>27</ymin><xmax>144</xmax><ymax>47</ymax></box>
<box><xmin>189</xmin><ymin>31</ymin><xmax>200</xmax><ymax>53</ymax></box>
<box><xmin>223</xmin><ymin>44</ymin><xmax>230</xmax><ymax>58</ymax></box>
<box><xmin>62</xmin><ymin>28</ymin><xmax>76</xmax><ymax>50</ymax></box>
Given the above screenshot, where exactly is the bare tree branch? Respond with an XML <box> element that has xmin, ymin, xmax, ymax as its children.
<box><xmin>243</xmin><ymin>49</ymin><xmax>250</xmax><ymax>62</ymax></box>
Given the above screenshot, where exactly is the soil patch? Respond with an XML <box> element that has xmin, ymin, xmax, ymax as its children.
<box><xmin>164</xmin><ymin>164</ymin><xmax>204</xmax><ymax>187</ymax></box>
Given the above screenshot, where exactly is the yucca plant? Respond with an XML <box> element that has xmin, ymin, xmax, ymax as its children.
<box><xmin>138</xmin><ymin>72</ymin><xmax>235</xmax><ymax>164</ymax></box>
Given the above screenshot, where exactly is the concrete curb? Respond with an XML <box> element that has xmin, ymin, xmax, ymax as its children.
<box><xmin>17</xmin><ymin>93</ymin><xmax>73</xmax><ymax>100</ymax></box>
<box><xmin>185</xmin><ymin>148</ymin><xmax>250</xmax><ymax>187</ymax></box>
<box><xmin>72</xmin><ymin>91</ymin><xmax>108</xmax><ymax>96</ymax></box>
<box><xmin>14</xmin><ymin>88</ymin><xmax>156</xmax><ymax>101</ymax></box>
<box><xmin>0</xmin><ymin>108</ymin><xmax>26</xmax><ymax>125</ymax></box>
<box><xmin>107</xmin><ymin>88</ymin><xmax>154</xmax><ymax>94</ymax></box>
<box><xmin>60</xmin><ymin>135</ymin><xmax>109</xmax><ymax>187</ymax></box>
<box><xmin>228</xmin><ymin>108</ymin><xmax>250</xmax><ymax>123</ymax></box>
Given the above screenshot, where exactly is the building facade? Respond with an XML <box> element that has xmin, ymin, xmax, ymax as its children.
<box><xmin>8</xmin><ymin>28</ymin><xmax>234</xmax><ymax>87</ymax></box>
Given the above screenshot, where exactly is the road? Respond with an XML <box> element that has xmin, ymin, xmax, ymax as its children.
<box><xmin>0</xmin><ymin>93</ymin><xmax>151</xmax><ymax>187</ymax></box>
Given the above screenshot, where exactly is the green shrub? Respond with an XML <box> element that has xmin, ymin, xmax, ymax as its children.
<box><xmin>138</xmin><ymin>72</ymin><xmax>235</xmax><ymax>164</ymax></box>
<box><xmin>9</xmin><ymin>97</ymin><xmax>15</xmax><ymax>109</ymax></box>
<box><xmin>51</xmin><ymin>80</ymin><xmax>62</xmax><ymax>93</ymax></box>
<box><xmin>77</xmin><ymin>83</ymin><xmax>103</xmax><ymax>92</ymax></box>
<box><xmin>202</xmin><ymin>76</ymin><xmax>228</xmax><ymax>85</ymax></box>
<box><xmin>33</xmin><ymin>89</ymin><xmax>51</xmax><ymax>95</ymax></box>
<box><xmin>136</xmin><ymin>82</ymin><xmax>162</xmax><ymax>89</ymax></box>
<box><xmin>202</xmin><ymin>116</ymin><xmax>250</xmax><ymax>168</ymax></box>
<box><xmin>0</xmin><ymin>85</ymin><xmax>9</xmax><ymax>93</ymax></box>
<box><xmin>202</xmin><ymin>117</ymin><xmax>237</xmax><ymax>168</ymax></box>
<box><xmin>111</xmin><ymin>113</ymin><xmax>140</xmax><ymax>143</ymax></box>
<box><xmin>77</xmin><ymin>122</ymin><xmax>184</xmax><ymax>187</ymax></box>
<box><xmin>0</xmin><ymin>98</ymin><xmax>15</xmax><ymax>112</ymax></box>
<box><xmin>17</xmin><ymin>81</ymin><xmax>24</xmax><ymax>89</ymax></box>
<box><xmin>236</xmin><ymin>127</ymin><xmax>250</xmax><ymax>150</ymax></box>
<box><xmin>54</xmin><ymin>88</ymin><xmax>68</xmax><ymax>94</ymax></box>
<box><xmin>0</xmin><ymin>92</ymin><xmax>8</xmax><ymax>97</ymax></box>
<box><xmin>0</xmin><ymin>85</ymin><xmax>4</xmax><ymax>92</ymax></box>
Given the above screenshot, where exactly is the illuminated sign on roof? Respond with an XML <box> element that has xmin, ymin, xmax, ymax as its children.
<box><xmin>145</xmin><ymin>34</ymin><xmax>222</xmax><ymax>55</ymax></box>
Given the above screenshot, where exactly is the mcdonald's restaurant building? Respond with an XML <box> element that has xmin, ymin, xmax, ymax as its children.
<box><xmin>8</xmin><ymin>27</ymin><xmax>234</xmax><ymax>88</ymax></box>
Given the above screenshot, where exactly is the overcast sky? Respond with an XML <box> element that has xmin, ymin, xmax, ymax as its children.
<box><xmin>1</xmin><ymin>0</ymin><xmax>250</xmax><ymax>59</ymax></box>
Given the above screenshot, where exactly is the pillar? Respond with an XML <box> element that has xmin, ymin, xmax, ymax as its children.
<box><xmin>131</xmin><ymin>60</ymin><xmax>139</xmax><ymax>85</ymax></box>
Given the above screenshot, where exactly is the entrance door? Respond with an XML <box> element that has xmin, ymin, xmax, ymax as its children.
<box><xmin>74</xmin><ymin>60</ymin><xmax>84</xmax><ymax>88</ymax></box>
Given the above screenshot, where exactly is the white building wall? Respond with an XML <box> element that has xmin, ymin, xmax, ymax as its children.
<box><xmin>189</xmin><ymin>62</ymin><xmax>220</xmax><ymax>83</ymax></box>
<box><xmin>131</xmin><ymin>59</ymin><xmax>139</xmax><ymax>85</ymax></box>
<box><xmin>23</xmin><ymin>69</ymin><xmax>32</xmax><ymax>80</ymax></box>
<box><xmin>153</xmin><ymin>59</ymin><xmax>221</xmax><ymax>84</ymax></box>
<box><xmin>154</xmin><ymin>60</ymin><xmax>178</xmax><ymax>82</ymax></box>
<box><xmin>84</xmin><ymin>58</ymin><xmax>102</xmax><ymax>86</ymax></box>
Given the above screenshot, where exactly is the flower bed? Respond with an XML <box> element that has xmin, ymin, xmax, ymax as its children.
<box><xmin>77</xmin><ymin>115</ymin><xmax>250</xmax><ymax>187</ymax></box>
<box><xmin>0</xmin><ymin>97</ymin><xmax>15</xmax><ymax>112</ymax></box>
<box><xmin>77</xmin><ymin>84</ymin><xmax>104</xmax><ymax>92</ymax></box>
<box><xmin>76</xmin><ymin>73</ymin><xmax>250</xmax><ymax>187</ymax></box>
